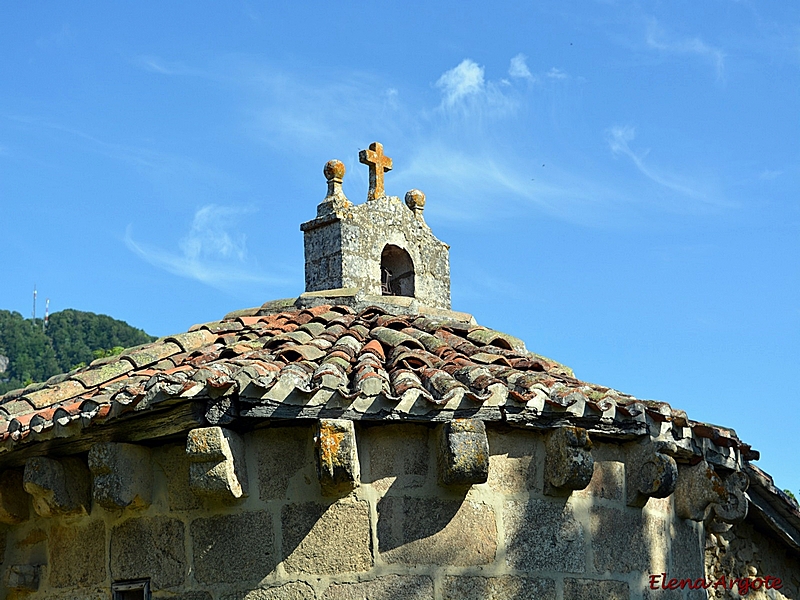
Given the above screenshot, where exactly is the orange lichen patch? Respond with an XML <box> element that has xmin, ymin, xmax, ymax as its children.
<box><xmin>317</xmin><ymin>421</ymin><xmax>346</xmax><ymax>468</ymax></box>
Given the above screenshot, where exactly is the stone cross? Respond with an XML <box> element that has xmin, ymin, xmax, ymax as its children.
<box><xmin>358</xmin><ymin>142</ymin><xmax>393</xmax><ymax>201</ymax></box>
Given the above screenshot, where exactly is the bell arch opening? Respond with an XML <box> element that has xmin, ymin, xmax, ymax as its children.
<box><xmin>380</xmin><ymin>245</ymin><xmax>415</xmax><ymax>298</ymax></box>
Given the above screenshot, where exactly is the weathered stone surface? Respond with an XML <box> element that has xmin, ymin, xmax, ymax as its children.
<box><xmin>111</xmin><ymin>516</ymin><xmax>186</xmax><ymax>589</ymax></box>
<box><xmin>49</xmin><ymin>520</ymin><xmax>105</xmax><ymax>588</ymax></box>
<box><xmin>378</xmin><ymin>497</ymin><xmax>496</xmax><ymax>566</ymax></box>
<box><xmin>301</xmin><ymin>170</ymin><xmax>451</xmax><ymax>309</ymax></box>
<box><xmin>442</xmin><ymin>576</ymin><xmax>556</xmax><ymax>600</ymax></box>
<box><xmin>543</xmin><ymin>426</ymin><xmax>594</xmax><ymax>496</ymax></box>
<box><xmin>23</xmin><ymin>456</ymin><xmax>90</xmax><ymax>517</ymax></box>
<box><xmin>255</xmin><ymin>426</ymin><xmax>318</xmax><ymax>500</ymax></box>
<box><xmin>165</xmin><ymin>594</ymin><xmax>214</xmax><ymax>600</ymax></box>
<box><xmin>672</xmin><ymin>517</ymin><xmax>705</xmax><ymax>580</ymax></box>
<box><xmin>7</xmin><ymin>564</ymin><xmax>40</xmax><ymax>591</ymax></box>
<box><xmin>590</xmin><ymin>506</ymin><xmax>667</xmax><ymax>573</ymax></box>
<box><xmin>437</xmin><ymin>419</ymin><xmax>489</xmax><ymax>486</ymax></box>
<box><xmin>221</xmin><ymin>583</ymin><xmax>317</xmax><ymax>600</ymax></box>
<box><xmin>155</xmin><ymin>443</ymin><xmax>200</xmax><ymax>511</ymax></box>
<box><xmin>191</xmin><ymin>511</ymin><xmax>275</xmax><ymax>584</ymax></box>
<box><xmin>626</xmin><ymin>441</ymin><xmax>678</xmax><ymax>507</ymax></box>
<box><xmin>712</xmin><ymin>470</ymin><xmax>749</xmax><ymax>523</ymax></box>
<box><xmin>363</xmin><ymin>423</ymin><xmax>429</xmax><ymax>493</ymax></box>
<box><xmin>487</xmin><ymin>428</ymin><xmax>540</xmax><ymax>494</ymax></box>
<box><xmin>315</xmin><ymin>419</ymin><xmax>360</xmax><ymax>495</ymax></box>
<box><xmin>0</xmin><ymin>470</ymin><xmax>30</xmax><ymax>523</ymax></box>
<box><xmin>505</xmin><ymin>498</ymin><xmax>585</xmax><ymax>573</ymax></box>
<box><xmin>643</xmin><ymin>589</ymin><xmax>683</xmax><ymax>600</ymax></box>
<box><xmin>322</xmin><ymin>575</ymin><xmax>434</xmax><ymax>600</ymax></box>
<box><xmin>282</xmin><ymin>499</ymin><xmax>372</xmax><ymax>574</ymax></box>
<box><xmin>574</xmin><ymin>460</ymin><xmax>624</xmax><ymax>502</ymax></box>
<box><xmin>88</xmin><ymin>442</ymin><xmax>153</xmax><ymax>510</ymax></box>
<box><xmin>563</xmin><ymin>579</ymin><xmax>629</xmax><ymax>599</ymax></box>
<box><xmin>186</xmin><ymin>426</ymin><xmax>248</xmax><ymax>501</ymax></box>
<box><xmin>44</xmin><ymin>593</ymin><xmax>104</xmax><ymax>600</ymax></box>
<box><xmin>675</xmin><ymin>461</ymin><xmax>748</xmax><ymax>523</ymax></box>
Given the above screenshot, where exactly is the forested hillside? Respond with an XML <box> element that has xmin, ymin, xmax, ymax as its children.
<box><xmin>0</xmin><ymin>309</ymin><xmax>155</xmax><ymax>395</ymax></box>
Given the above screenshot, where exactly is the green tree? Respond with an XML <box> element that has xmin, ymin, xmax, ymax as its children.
<box><xmin>0</xmin><ymin>309</ymin><xmax>155</xmax><ymax>395</ymax></box>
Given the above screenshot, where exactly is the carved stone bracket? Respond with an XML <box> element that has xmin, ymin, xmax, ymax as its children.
<box><xmin>544</xmin><ymin>426</ymin><xmax>594</xmax><ymax>496</ymax></box>
<box><xmin>626</xmin><ymin>440</ymin><xmax>679</xmax><ymax>507</ymax></box>
<box><xmin>0</xmin><ymin>470</ymin><xmax>30</xmax><ymax>524</ymax></box>
<box><xmin>88</xmin><ymin>442</ymin><xmax>153</xmax><ymax>510</ymax></box>
<box><xmin>675</xmin><ymin>460</ymin><xmax>749</xmax><ymax>523</ymax></box>
<box><xmin>23</xmin><ymin>456</ymin><xmax>90</xmax><ymax>517</ymax></box>
<box><xmin>315</xmin><ymin>419</ymin><xmax>361</xmax><ymax>496</ymax></box>
<box><xmin>437</xmin><ymin>419</ymin><xmax>489</xmax><ymax>486</ymax></box>
<box><xmin>186</xmin><ymin>426</ymin><xmax>248</xmax><ymax>501</ymax></box>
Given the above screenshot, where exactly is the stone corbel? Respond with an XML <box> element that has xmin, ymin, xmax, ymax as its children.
<box><xmin>0</xmin><ymin>470</ymin><xmax>30</xmax><ymax>524</ymax></box>
<box><xmin>437</xmin><ymin>419</ymin><xmax>489</xmax><ymax>486</ymax></box>
<box><xmin>315</xmin><ymin>419</ymin><xmax>361</xmax><ymax>495</ymax></box>
<box><xmin>626</xmin><ymin>440</ymin><xmax>679</xmax><ymax>507</ymax></box>
<box><xmin>23</xmin><ymin>456</ymin><xmax>90</xmax><ymax>517</ymax></box>
<box><xmin>544</xmin><ymin>426</ymin><xmax>594</xmax><ymax>496</ymax></box>
<box><xmin>186</xmin><ymin>426</ymin><xmax>248</xmax><ymax>501</ymax></box>
<box><xmin>675</xmin><ymin>460</ymin><xmax>749</xmax><ymax>523</ymax></box>
<box><xmin>88</xmin><ymin>442</ymin><xmax>153</xmax><ymax>510</ymax></box>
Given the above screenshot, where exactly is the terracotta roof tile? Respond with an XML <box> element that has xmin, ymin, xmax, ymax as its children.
<box><xmin>0</xmin><ymin>303</ymin><xmax>759</xmax><ymax>474</ymax></box>
<box><xmin>22</xmin><ymin>380</ymin><xmax>86</xmax><ymax>409</ymax></box>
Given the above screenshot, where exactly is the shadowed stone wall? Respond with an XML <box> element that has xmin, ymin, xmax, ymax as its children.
<box><xmin>0</xmin><ymin>423</ymin><xmax>791</xmax><ymax>600</ymax></box>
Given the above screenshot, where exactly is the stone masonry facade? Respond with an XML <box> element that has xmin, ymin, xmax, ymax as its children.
<box><xmin>1</xmin><ymin>423</ymin><xmax>718</xmax><ymax>600</ymax></box>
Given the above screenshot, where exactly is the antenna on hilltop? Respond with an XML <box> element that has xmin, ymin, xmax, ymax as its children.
<box><xmin>32</xmin><ymin>285</ymin><xmax>37</xmax><ymax>322</ymax></box>
<box><xmin>44</xmin><ymin>298</ymin><xmax>50</xmax><ymax>332</ymax></box>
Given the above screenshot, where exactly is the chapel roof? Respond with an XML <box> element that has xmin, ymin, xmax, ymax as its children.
<box><xmin>0</xmin><ymin>299</ymin><xmax>757</xmax><ymax>469</ymax></box>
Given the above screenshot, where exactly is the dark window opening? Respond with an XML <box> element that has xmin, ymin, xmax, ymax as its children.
<box><xmin>113</xmin><ymin>579</ymin><xmax>151</xmax><ymax>600</ymax></box>
<box><xmin>380</xmin><ymin>245</ymin><xmax>415</xmax><ymax>297</ymax></box>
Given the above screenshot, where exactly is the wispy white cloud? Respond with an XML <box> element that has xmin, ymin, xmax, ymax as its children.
<box><xmin>433</xmin><ymin>58</ymin><xmax>518</xmax><ymax>119</ymax></box>
<box><xmin>508</xmin><ymin>54</ymin><xmax>534</xmax><ymax>80</ymax></box>
<box><xmin>606</xmin><ymin>125</ymin><xmax>720</xmax><ymax>205</ymax></box>
<box><xmin>125</xmin><ymin>205</ymin><xmax>287</xmax><ymax>289</ymax></box>
<box><xmin>645</xmin><ymin>20</ymin><xmax>725</xmax><ymax>80</ymax></box>
<box><xmin>2</xmin><ymin>114</ymin><xmax>228</xmax><ymax>183</ymax></box>
<box><xmin>132</xmin><ymin>55</ymin><xmax>208</xmax><ymax>77</ymax></box>
<box><xmin>546</xmin><ymin>67</ymin><xmax>569</xmax><ymax>80</ymax></box>
<box><xmin>759</xmin><ymin>169</ymin><xmax>783</xmax><ymax>180</ymax></box>
<box><xmin>436</xmin><ymin>59</ymin><xmax>486</xmax><ymax>107</ymax></box>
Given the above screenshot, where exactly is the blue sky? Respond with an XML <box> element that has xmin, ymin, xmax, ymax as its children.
<box><xmin>1</xmin><ymin>2</ymin><xmax>798</xmax><ymax>490</ymax></box>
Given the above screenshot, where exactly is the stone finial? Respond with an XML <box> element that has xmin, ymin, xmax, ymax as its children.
<box><xmin>544</xmin><ymin>426</ymin><xmax>594</xmax><ymax>496</ymax></box>
<box><xmin>437</xmin><ymin>419</ymin><xmax>489</xmax><ymax>486</ymax></box>
<box><xmin>359</xmin><ymin>141</ymin><xmax>393</xmax><ymax>201</ymax></box>
<box><xmin>405</xmin><ymin>189</ymin><xmax>426</xmax><ymax>220</ymax></box>
<box><xmin>315</xmin><ymin>419</ymin><xmax>361</xmax><ymax>495</ymax></box>
<box><xmin>0</xmin><ymin>470</ymin><xmax>30</xmax><ymax>524</ymax></box>
<box><xmin>88</xmin><ymin>442</ymin><xmax>153</xmax><ymax>510</ymax></box>
<box><xmin>23</xmin><ymin>456</ymin><xmax>91</xmax><ymax>517</ymax></box>
<box><xmin>7</xmin><ymin>565</ymin><xmax>40</xmax><ymax>592</ymax></box>
<box><xmin>626</xmin><ymin>441</ymin><xmax>679</xmax><ymax>508</ymax></box>
<box><xmin>317</xmin><ymin>159</ymin><xmax>351</xmax><ymax>218</ymax></box>
<box><xmin>186</xmin><ymin>426</ymin><xmax>248</xmax><ymax>501</ymax></box>
<box><xmin>674</xmin><ymin>460</ymin><xmax>749</xmax><ymax>523</ymax></box>
<box><xmin>324</xmin><ymin>160</ymin><xmax>347</xmax><ymax>199</ymax></box>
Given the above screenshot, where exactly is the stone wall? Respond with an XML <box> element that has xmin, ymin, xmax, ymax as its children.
<box><xmin>302</xmin><ymin>195</ymin><xmax>451</xmax><ymax>309</ymax></box>
<box><xmin>0</xmin><ymin>423</ymin><xmax>790</xmax><ymax>600</ymax></box>
<box><xmin>705</xmin><ymin>518</ymin><xmax>800</xmax><ymax>599</ymax></box>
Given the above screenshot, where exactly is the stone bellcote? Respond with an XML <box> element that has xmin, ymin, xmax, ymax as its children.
<box><xmin>300</xmin><ymin>142</ymin><xmax>451</xmax><ymax>310</ymax></box>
